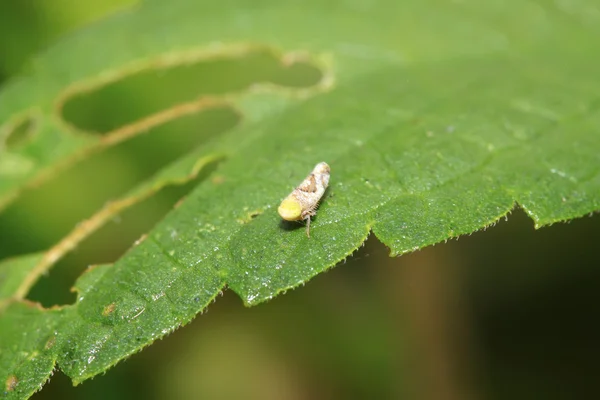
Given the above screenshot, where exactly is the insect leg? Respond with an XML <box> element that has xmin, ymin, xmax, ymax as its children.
<box><xmin>305</xmin><ymin>216</ymin><xmax>311</xmax><ymax>237</ymax></box>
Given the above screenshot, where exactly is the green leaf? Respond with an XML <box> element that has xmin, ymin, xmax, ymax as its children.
<box><xmin>0</xmin><ymin>254</ymin><xmax>43</xmax><ymax>299</ymax></box>
<box><xmin>1</xmin><ymin>0</ymin><xmax>600</xmax><ymax>397</ymax></box>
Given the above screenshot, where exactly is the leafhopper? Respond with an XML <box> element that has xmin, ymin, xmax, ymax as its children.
<box><xmin>278</xmin><ymin>162</ymin><xmax>330</xmax><ymax>237</ymax></box>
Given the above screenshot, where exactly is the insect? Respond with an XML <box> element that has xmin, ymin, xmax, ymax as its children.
<box><xmin>278</xmin><ymin>162</ymin><xmax>330</xmax><ymax>237</ymax></box>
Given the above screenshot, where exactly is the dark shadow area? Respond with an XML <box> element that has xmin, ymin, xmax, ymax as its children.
<box><xmin>463</xmin><ymin>209</ymin><xmax>600</xmax><ymax>400</ymax></box>
<box><xmin>278</xmin><ymin>219</ymin><xmax>305</xmax><ymax>233</ymax></box>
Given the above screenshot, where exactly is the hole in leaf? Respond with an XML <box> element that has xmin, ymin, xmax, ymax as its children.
<box><xmin>27</xmin><ymin>158</ymin><xmax>222</xmax><ymax>307</ymax></box>
<box><xmin>60</xmin><ymin>49</ymin><xmax>323</xmax><ymax>134</ymax></box>
<box><xmin>0</xmin><ymin>107</ymin><xmax>237</xmax><ymax>261</ymax></box>
<box><xmin>2</xmin><ymin>113</ymin><xmax>38</xmax><ymax>149</ymax></box>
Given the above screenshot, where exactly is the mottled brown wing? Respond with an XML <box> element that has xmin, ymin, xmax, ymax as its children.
<box><xmin>298</xmin><ymin>174</ymin><xmax>317</xmax><ymax>193</ymax></box>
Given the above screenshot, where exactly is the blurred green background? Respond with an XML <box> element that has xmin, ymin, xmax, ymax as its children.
<box><xmin>1</xmin><ymin>1</ymin><xmax>599</xmax><ymax>399</ymax></box>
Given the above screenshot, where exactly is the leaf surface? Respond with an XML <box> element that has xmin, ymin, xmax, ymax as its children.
<box><xmin>1</xmin><ymin>0</ymin><xmax>600</xmax><ymax>398</ymax></box>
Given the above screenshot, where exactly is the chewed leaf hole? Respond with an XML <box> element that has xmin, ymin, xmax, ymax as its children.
<box><xmin>0</xmin><ymin>108</ymin><xmax>236</xmax><ymax>261</ymax></box>
<box><xmin>59</xmin><ymin>49</ymin><xmax>323</xmax><ymax>134</ymax></box>
<box><xmin>27</xmin><ymin>157</ymin><xmax>223</xmax><ymax>307</ymax></box>
<box><xmin>2</xmin><ymin>113</ymin><xmax>38</xmax><ymax>149</ymax></box>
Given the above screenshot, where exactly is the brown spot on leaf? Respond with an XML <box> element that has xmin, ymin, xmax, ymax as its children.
<box><xmin>44</xmin><ymin>336</ymin><xmax>56</xmax><ymax>350</ymax></box>
<box><xmin>236</xmin><ymin>209</ymin><xmax>263</xmax><ymax>224</ymax></box>
<box><xmin>102</xmin><ymin>303</ymin><xmax>116</xmax><ymax>316</ymax></box>
<box><xmin>5</xmin><ymin>375</ymin><xmax>18</xmax><ymax>391</ymax></box>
